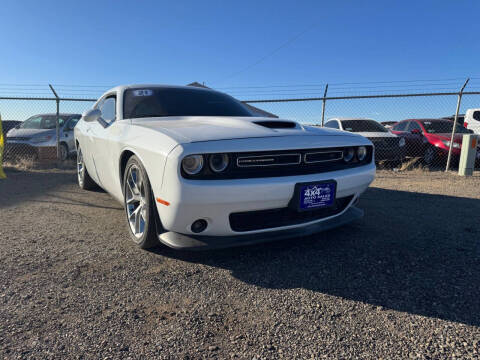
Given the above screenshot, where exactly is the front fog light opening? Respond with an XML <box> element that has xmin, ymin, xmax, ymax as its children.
<box><xmin>191</xmin><ymin>219</ymin><xmax>208</xmax><ymax>233</ymax></box>
<box><xmin>209</xmin><ymin>153</ymin><xmax>229</xmax><ymax>173</ymax></box>
<box><xmin>357</xmin><ymin>146</ymin><xmax>367</xmax><ymax>161</ymax></box>
<box><xmin>343</xmin><ymin>147</ymin><xmax>355</xmax><ymax>162</ymax></box>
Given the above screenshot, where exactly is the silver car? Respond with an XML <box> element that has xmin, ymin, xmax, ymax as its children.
<box><xmin>6</xmin><ymin>113</ymin><xmax>81</xmax><ymax>160</ymax></box>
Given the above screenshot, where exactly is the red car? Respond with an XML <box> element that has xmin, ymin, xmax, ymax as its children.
<box><xmin>391</xmin><ymin>118</ymin><xmax>473</xmax><ymax>166</ymax></box>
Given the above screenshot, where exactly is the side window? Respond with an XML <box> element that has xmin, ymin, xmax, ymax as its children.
<box><xmin>99</xmin><ymin>97</ymin><xmax>116</xmax><ymax>124</ymax></box>
<box><xmin>473</xmin><ymin>111</ymin><xmax>480</xmax><ymax>121</ymax></box>
<box><xmin>393</xmin><ymin>121</ymin><xmax>408</xmax><ymax>131</ymax></box>
<box><xmin>407</xmin><ymin>121</ymin><xmax>422</xmax><ymax>132</ymax></box>
<box><xmin>324</xmin><ymin>121</ymin><xmax>339</xmax><ymax>129</ymax></box>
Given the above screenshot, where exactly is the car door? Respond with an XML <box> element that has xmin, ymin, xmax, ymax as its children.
<box><xmin>405</xmin><ymin>121</ymin><xmax>427</xmax><ymax>156</ymax></box>
<box><xmin>87</xmin><ymin>95</ymin><xmax>120</xmax><ymax>192</ymax></box>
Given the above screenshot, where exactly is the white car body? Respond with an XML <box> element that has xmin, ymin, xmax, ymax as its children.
<box><xmin>75</xmin><ymin>85</ymin><xmax>375</xmax><ymax>250</ymax></box>
<box><xmin>464</xmin><ymin>108</ymin><xmax>480</xmax><ymax>134</ymax></box>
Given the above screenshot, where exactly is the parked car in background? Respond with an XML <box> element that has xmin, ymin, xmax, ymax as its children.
<box><xmin>390</xmin><ymin>118</ymin><xmax>476</xmax><ymax>166</ymax></box>
<box><xmin>463</xmin><ymin>108</ymin><xmax>480</xmax><ymax>134</ymax></box>
<box><xmin>381</xmin><ymin>121</ymin><xmax>397</xmax><ymax>129</ymax></box>
<box><xmin>324</xmin><ymin>118</ymin><xmax>405</xmax><ymax>165</ymax></box>
<box><xmin>442</xmin><ymin>114</ymin><xmax>465</xmax><ymax>127</ymax></box>
<box><xmin>5</xmin><ymin>113</ymin><xmax>80</xmax><ymax>160</ymax></box>
<box><xmin>1</xmin><ymin>120</ymin><xmax>22</xmax><ymax>136</ymax></box>
<box><xmin>75</xmin><ymin>85</ymin><xmax>375</xmax><ymax>250</ymax></box>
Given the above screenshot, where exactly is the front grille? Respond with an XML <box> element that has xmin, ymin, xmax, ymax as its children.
<box><xmin>7</xmin><ymin>136</ymin><xmax>31</xmax><ymax>141</ymax></box>
<box><xmin>181</xmin><ymin>146</ymin><xmax>373</xmax><ymax>180</ymax></box>
<box><xmin>370</xmin><ymin>137</ymin><xmax>398</xmax><ymax>149</ymax></box>
<box><xmin>229</xmin><ymin>195</ymin><xmax>354</xmax><ymax>232</ymax></box>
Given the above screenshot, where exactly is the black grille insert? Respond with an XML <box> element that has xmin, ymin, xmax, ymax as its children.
<box><xmin>229</xmin><ymin>195</ymin><xmax>354</xmax><ymax>232</ymax></box>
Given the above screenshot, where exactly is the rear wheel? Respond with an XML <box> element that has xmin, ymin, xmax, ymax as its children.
<box><xmin>77</xmin><ymin>147</ymin><xmax>96</xmax><ymax>190</ymax></box>
<box><xmin>59</xmin><ymin>143</ymin><xmax>68</xmax><ymax>161</ymax></box>
<box><xmin>123</xmin><ymin>155</ymin><xmax>159</xmax><ymax>249</ymax></box>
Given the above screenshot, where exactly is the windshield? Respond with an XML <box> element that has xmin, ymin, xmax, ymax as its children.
<box><xmin>421</xmin><ymin>120</ymin><xmax>471</xmax><ymax>134</ymax></box>
<box><xmin>21</xmin><ymin>115</ymin><xmax>66</xmax><ymax>129</ymax></box>
<box><xmin>341</xmin><ymin>120</ymin><xmax>388</xmax><ymax>133</ymax></box>
<box><xmin>123</xmin><ymin>88</ymin><xmax>253</xmax><ymax>119</ymax></box>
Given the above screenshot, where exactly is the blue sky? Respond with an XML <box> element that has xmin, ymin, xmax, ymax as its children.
<box><xmin>1</xmin><ymin>0</ymin><xmax>480</xmax><ymax>121</ymax></box>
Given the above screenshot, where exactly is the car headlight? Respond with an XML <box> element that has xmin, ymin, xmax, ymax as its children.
<box><xmin>182</xmin><ymin>155</ymin><xmax>204</xmax><ymax>175</ymax></box>
<box><xmin>343</xmin><ymin>148</ymin><xmax>355</xmax><ymax>162</ymax></box>
<box><xmin>442</xmin><ymin>140</ymin><xmax>461</xmax><ymax>149</ymax></box>
<box><xmin>357</xmin><ymin>146</ymin><xmax>367</xmax><ymax>161</ymax></box>
<box><xmin>399</xmin><ymin>137</ymin><xmax>406</xmax><ymax>147</ymax></box>
<box><xmin>209</xmin><ymin>153</ymin><xmax>229</xmax><ymax>173</ymax></box>
<box><xmin>31</xmin><ymin>135</ymin><xmax>52</xmax><ymax>143</ymax></box>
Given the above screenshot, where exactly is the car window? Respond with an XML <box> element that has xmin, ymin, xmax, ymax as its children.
<box><xmin>407</xmin><ymin>121</ymin><xmax>422</xmax><ymax>132</ymax></box>
<box><xmin>100</xmin><ymin>97</ymin><xmax>116</xmax><ymax>124</ymax></box>
<box><xmin>21</xmin><ymin>115</ymin><xmax>66</xmax><ymax>129</ymax></box>
<box><xmin>324</xmin><ymin>121</ymin><xmax>339</xmax><ymax>129</ymax></box>
<box><xmin>392</xmin><ymin>121</ymin><xmax>408</xmax><ymax>131</ymax></box>
<box><xmin>341</xmin><ymin>120</ymin><xmax>388</xmax><ymax>133</ymax></box>
<box><xmin>66</xmin><ymin>116</ymin><xmax>80</xmax><ymax>130</ymax></box>
<box><xmin>421</xmin><ymin>120</ymin><xmax>471</xmax><ymax>134</ymax></box>
<box><xmin>123</xmin><ymin>87</ymin><xmax>253</xmax><ymax>119</ymax></box>
<box><xmin>473</xmin><ymin>111</ymin><xmax>480</xmax><ymax>121</ymax></box>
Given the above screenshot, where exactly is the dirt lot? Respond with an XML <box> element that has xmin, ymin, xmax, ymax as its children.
<box><xmin>0</xmin><ymin>168</ymin><xmax>479</xmax><ymax>359</ymax></box>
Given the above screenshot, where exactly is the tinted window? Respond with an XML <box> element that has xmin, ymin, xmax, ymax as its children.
<box><xmin>407</xmin><ymin>121</ymin><xmax>422</xmax><ymax>132</ymax></box>
<box><xmin>421</xmin><ymin>120</ymin><xmax>471</xmax><ymax>134</ymax></box>
<box><xmin>100</xmin><ymin>97</ymin><xmax>116</xmax><ymax>123</ymax></box>
<box><xmin>341</xmin><ymin>120</ymin><xmax>388</xmax><ymax>133</ymax></box>
<box><xmin>392</xmin><ymin>122</ymin><xmax>408</xmax><ymax>131</ymax></box>
<box><xmin>21</xmin><ymin>115</ymin><xmax>66</xmax><ymax>129</ymax></box>
<box><xmin>324</xmin><ymin>121</ymin><xmax>339</xmax><ymax>129</ymax></box>
<box><xmin>123</xmin><ymin>88</ymin><xmax>253</xmax><ymax>119</ymax></box>
<box><xmin>473</xmin><ymin>111</ymin><xmax>480</xmax><ymax>121</ymax></box>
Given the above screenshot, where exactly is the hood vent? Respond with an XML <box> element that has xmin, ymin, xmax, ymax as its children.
<box><xmin>253</xmin><ymin>121</ymin><xmax>297</xmax><ymax>129</ymax></box>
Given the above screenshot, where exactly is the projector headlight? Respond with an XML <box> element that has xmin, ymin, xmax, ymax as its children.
<box><xmin>399</xmin><ymin>137</ymin><xmax>406</xmax><ymax>147</ymax></box>
<box><xmin>357</xmin><ymin>146</ymin><xmax>367</xmax><ymax>161</ymax></box>
<box><xmin>182</xmin><ymin>155</ymin><xmax>204</xmax><ymax>175</ymax></box>
<box><xmin>209</xmin><ymin>153</ymin><xmax>229</xmax><ymax>173</ymax></box>
<box><xmin>343</xmin><ymin>148</ymin><xmax>355</xmax><ymax>162</ymax></box>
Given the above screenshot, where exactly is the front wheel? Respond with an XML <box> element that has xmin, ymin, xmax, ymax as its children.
<box><xmin>123</xmin><ymin>155</ymin><xmax>159</xmax><ymax>249</ymax></box>
<box><xmin>423</xmin><ymin>146</ymin><xmax>438</xmax><ymax>167</ymax></box>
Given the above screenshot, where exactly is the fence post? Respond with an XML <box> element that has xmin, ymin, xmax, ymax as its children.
<box><xmin>321</xmin><ymin>83</ymin><xmax>328</xmax><ymax>126</ymax></box>
<box><xmin>49</xmin><ymin>84</ymin><xmax>61</xmax><ymax>161</ymax></box>
<box><xmin>445</xmin><ymin>78</ymin><xmax>469</xmax><ymax>172</ymax></box>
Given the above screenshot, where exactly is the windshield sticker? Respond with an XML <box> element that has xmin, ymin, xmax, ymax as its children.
<box><xmin>132</xmin><ymin>89</ymin><xmax>153</xmax><ymax>96</ymax></box>
<box><xmin>424</xmin><ymin>121</ymin><xmax>431</xmax><ymax>125</ymax></box>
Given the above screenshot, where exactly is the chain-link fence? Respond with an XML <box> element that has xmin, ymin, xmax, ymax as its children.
<box><xmin>244</xmin><ymin>91</ymin><xmax>480</xmax><ymax>171</ymax></box>
<box><xmin>1</xmin><ymin>89</ymin><xmax>479</xmax><ymax>173</ymax></box>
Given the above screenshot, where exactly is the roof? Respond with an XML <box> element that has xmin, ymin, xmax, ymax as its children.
<box><xmin>329</xmin><ymin>117</ymin><xmax>375</xmax><ymax>121</ymax></box>
<box><xmin>187</xmin><ymin>82</ymin><xmax>278</xmax><ymax>118</ymax></box>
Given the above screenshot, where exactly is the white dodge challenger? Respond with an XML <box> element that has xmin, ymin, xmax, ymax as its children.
<box><xmin>74</xmin><ymin>85</ymin><xmax>375</xmax><ymax>250</ymax></box>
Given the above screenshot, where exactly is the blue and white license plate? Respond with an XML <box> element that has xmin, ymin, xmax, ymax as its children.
<box><xmin>299</xmin><ymin>181</ymin><xmax>336</xmax><ymax>210</ymax></box>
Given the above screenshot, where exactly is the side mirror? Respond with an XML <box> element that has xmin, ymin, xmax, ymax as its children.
<box><xmin>411</xmin><ymin>129</ymin><xmax>421</xmax><ymax>135</ymax></box>
<box><xmin>83</xmin><ymin>109</ymin><xmax>101</xmax><ymax>123</ymax></box>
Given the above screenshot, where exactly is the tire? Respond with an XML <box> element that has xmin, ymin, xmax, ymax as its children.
<box><xmin>123</xmin><ymin>155</ymin><xmax>159</xmax><ymax>249</ymax></box>
<box><xmin>77</xmin><ymin>146</ymin><xmax>97</xmax><ymax>190</ymax></box>
<box><xmin>423</xmin><ymin>146</ymin><xmax>437</xmax><ymax>167</ymax></box>
<box><xmin>59</xmin><ymin>143</ymin><xmax>68</xmax><ymax>161</ymax></box>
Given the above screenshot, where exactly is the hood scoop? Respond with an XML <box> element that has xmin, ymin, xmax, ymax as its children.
<box><xmin>253</xmin><ymin>120</ymin><xmax>298</xmax><ymax>129</ymax></box>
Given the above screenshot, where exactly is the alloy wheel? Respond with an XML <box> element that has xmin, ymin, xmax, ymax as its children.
<box><xmin>77</xmin><ymin>149</ymin><xmax>84</xmax><ymax>186</ymax></box>
<box><xmin>125</xmin><ymin>165</ymin><xmax>147</xmax><ymax>239</ymax></box>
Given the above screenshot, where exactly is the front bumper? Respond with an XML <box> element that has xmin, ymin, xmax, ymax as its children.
<box><xmin>158</xmin><ymin>205</ymin><xmax>364</xmax><ymax>250</ymax></box>
<box><xmin>155</xmin><ymin>161</ymin><xmax>375</xmax><ymax>239</ymax></box>
<box><xmin>374</xmin><ymin>147</ymin><xmax>405</xmax><ymax>161</ymax></box>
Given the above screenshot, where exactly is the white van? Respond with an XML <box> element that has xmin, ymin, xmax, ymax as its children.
<box><xmin>464</xmin><ymin>108</ymin><xmax>480</xmax><ymax>134</ymax></box>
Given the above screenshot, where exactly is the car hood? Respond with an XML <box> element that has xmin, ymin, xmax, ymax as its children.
<box><xmin>351</xmin><ymin>131</ymin><xmax>397</xmax><ymax>139</ymax></box>
<box><xmin>6</xmin><ymin>127</ymin><xmax>56</xmax><ymax>138</ymax></box>
<box><xmin>132</xmin><ymin>116</ymin><xmax>359</xmax><ymax>143</ymax></box>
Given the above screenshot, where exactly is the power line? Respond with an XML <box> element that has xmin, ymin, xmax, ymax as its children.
<box><xmin>219</xmin><ymin>23</ymin><xmax>317</xmax><ymax>82</ymax></box>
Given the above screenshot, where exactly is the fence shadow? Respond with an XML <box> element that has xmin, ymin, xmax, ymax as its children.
<box><xmin>155</xmin><ymin>188</ymin><xmax>480</xmax><ymax>327</ymax></box>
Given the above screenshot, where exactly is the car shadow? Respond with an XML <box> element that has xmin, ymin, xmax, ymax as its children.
<box><xmin>152</xmin><ymin>188</ymin><xmax>480</xmax><ymax>327</ymax></box>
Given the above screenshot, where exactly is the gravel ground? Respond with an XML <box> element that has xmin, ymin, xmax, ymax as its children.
<box><xmin>0</xmin><ymin>168</ymin><xmax>479</xmax><ymax>359</ymax></box>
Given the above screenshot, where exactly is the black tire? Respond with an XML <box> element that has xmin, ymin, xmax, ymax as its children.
<box><xmin>77</xmin><ymin>146</ymin><xmax>97</xmax><ymax>190</ymax></box>
<box><xmin>423</xmin><ymin>146</ymin><xmax>437</xmax><ymax>167</ymax></box>
<box><xmin>60</xmin><ymin>143</ymin><xmax>68</xmax><ymax>161</ymax></box>
<box><xmin>123</xmin><ymin>155</ymin><xmax>159</xmax><ymax>249</ymax></box>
